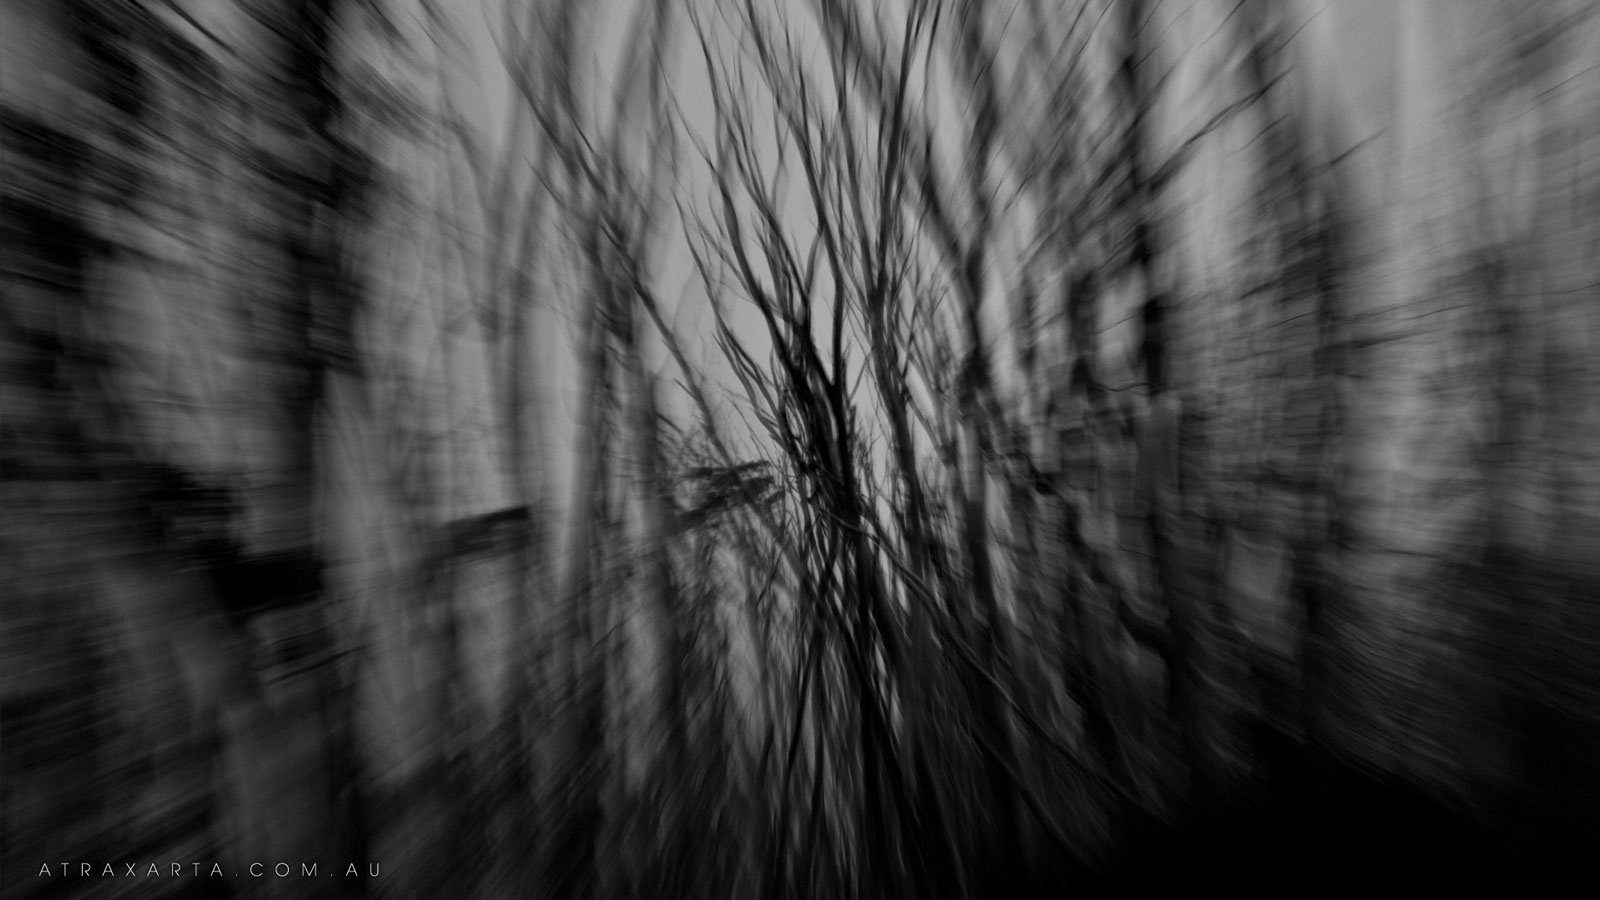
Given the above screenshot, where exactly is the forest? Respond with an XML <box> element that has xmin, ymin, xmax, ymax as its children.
<box><xmin>5</xmin><ymin>0</ymin><xmax>1600</xmax><ymax>898</ymax></box>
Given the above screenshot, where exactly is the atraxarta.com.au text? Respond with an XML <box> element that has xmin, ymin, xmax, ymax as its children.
<box><xmin>39</xmin><ymin>862</ymin><xmax>381</xmax><ymax>878</ymax></box>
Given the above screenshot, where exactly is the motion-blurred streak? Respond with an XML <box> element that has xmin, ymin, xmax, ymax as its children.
<box><xmin>7</xmin><ymin>2</ymin><xmax>1600</xmax><ymax>899</ymax></box>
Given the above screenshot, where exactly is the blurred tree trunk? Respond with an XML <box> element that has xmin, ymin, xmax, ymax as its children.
<box><xmin>1116</xmin><ymin>0</ymin><xmax>1213</xmax><ymax>822</ymax></box>
<box><xmin>940</xmin><ymin>4</ymin><xmax>1028</xmax><ymax>880</ymax></box>
<box><xmin>1233</xmin><ymin>0</ymin><xmax>1350</xmax><ymax>760</ymax></box>
<box><xmin>262</xmin><ymin>0</ymin><xmax>370</xmax><ymax>893</ymax></box>
<box><xmin>617</xmin><ymin>263</ymin><xmax>691</xmax><ymax>896</ymax></box>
